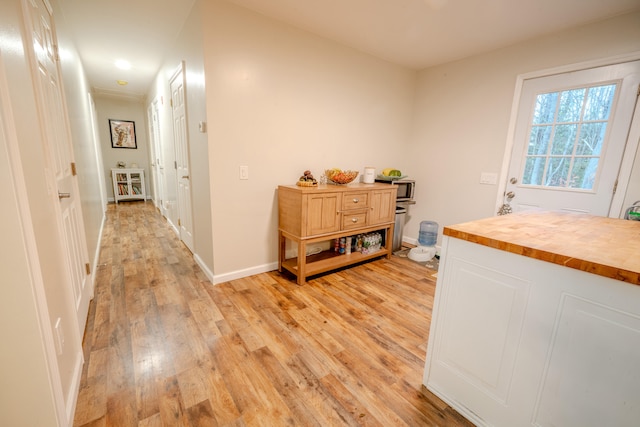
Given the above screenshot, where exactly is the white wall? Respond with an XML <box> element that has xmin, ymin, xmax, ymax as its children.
<box><xmin>405</xmin><ymin>11</ymin><xmax>640</xmax><ymax>241</ymax></box>
<box><xmin>148</xmin><ymin>2</ymin><xmax>640</xmax><ymax>283</ymax></box>
<box><xmin>202</xmin><ymin>0</ymin><xmax>417</xmax><ymax>280</ymax></box>
<box><xmin>95</xmin><ymin>97</ymin><xmax>151</xmax><ymax>201</ymax></box>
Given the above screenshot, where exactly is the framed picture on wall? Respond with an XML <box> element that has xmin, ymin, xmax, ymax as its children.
<box><xmin>109</xmin><ymin>119</ymin><xmax>137</xmax><ymax>149</ymax></box>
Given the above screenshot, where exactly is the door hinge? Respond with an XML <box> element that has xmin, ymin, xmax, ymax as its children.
<box><xmin>53</xmin><ymin>44</ymin><xmax>60</xmax><ymax>62</ymax></box>
<box><xmin>71</xmin><ymin>162</ymin><xmax>77</xmax><ymax>176</ymax></box>
<box><xmin>178</xmin><ymin>218</ymin><xmax>181</xmax><ymax>226</ymax></box>
<box><xmin>174</xmin><ymin>160</ymin><xmax>177</xmax><ymax>169</ymax></box>
<box><xmin>637</xmin><ymin>84</ymin><xmax>640</xmax><ymax>97</ymax></box>
<box><xmin>85</xmin><ymin>263</ymin><xmax>91</xmax><ymax>275</ymax></box>
<box><xmin>613</xmin><ymin>179</ymin><xmax>618</xmax><ymax>195</ymax></box>
<box><xmin>170</xmin><ymin>99</ymin><xmax>173</xmax><ymax>107</ymax></box>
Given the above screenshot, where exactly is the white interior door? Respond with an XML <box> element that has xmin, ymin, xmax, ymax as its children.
<box><xmin>505</xmin><ymin>61</ymin><xmax>640</xmax><ymax>216</ymax></box>
<box><xmin>25</xmin><ymin>0</ymin><xmax>92</xmax><ymax>333</ymax></box>
<box><xmin>170</xmin><ymin>63</ymin><xmax>194</xmax><ymax>251</ymax></box>
<box><xmin>148</xmin><ymin>100</ymin><xmax>165</xmax><ymax>214</ymax></box>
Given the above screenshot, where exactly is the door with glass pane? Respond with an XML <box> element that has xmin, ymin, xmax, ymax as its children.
<box><xmin>505</xmin><ymin>61</ymin><xmax>640</xmax><ymax>215</ymax></box>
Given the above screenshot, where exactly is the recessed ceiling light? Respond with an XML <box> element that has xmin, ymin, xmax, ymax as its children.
<box><xmin>116</xmin><ymin>80</ymin><xmax>128</xmax><ymax>86</ymax></box>
<box><xmin>115</xmin><ymin>60</ymin><xmax>131</xmax><ymax>70</ymax></box>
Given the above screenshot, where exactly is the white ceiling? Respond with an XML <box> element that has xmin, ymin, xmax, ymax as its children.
<box><xmin>57</xmin><ymin>0</ymin><xmax>640</xmax><ymax>99</ymax></box>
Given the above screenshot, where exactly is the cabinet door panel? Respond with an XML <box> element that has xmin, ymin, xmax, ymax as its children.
<box><xmin>534</xmin><ymin>295</ymin><xmax>640</xmax><ymax>427</ymax></box>
<box><xmin>307</xmin><ymin>193</ymin><xmax>341</xmax><ymax>235</ymax></box>
<box><xmin>370</xmin><ymin>189</ymin><xmax>395</xmax><ymax>224</ymax></box>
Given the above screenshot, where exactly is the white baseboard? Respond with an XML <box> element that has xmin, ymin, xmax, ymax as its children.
<box><xmin>403</xmin><ymin>236</ymin><xmax>417</xmax><ymax>246</ymax></box>
<box><xmin>193</xmin><ymin>253</ymin><xmax>278</xmax><ymax>286</ymax></box>
<box><xmin>66</xmin><ymin>350</ymin><xmax>84</xmax><ymax>427</ymax></box>
<box><xmin>193</xmin><ymin>253</ymin><xmax>214</xmax><ymax>283</ymax></box>
<box><xmin>89</xmin><ymin>212</ymin><xmax>106</xmax><ymax>298</ymax></box>
<box><xmin>166</xmin><ymin>218</ymin><xmax>179</xmax><ymax>237</ymax></box>
<box><xmin>212</xmin><ymin>262</ymin><xmax>278</xmax><ymax>285</ymax></box>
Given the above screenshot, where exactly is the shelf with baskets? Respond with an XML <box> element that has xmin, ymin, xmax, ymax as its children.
<box><xmin>278</xmin><ymin>182</ymin><xmax>397</xmax><ymax>285</ymax></box>
<box><xmin>111</xmin><ymin>168</ymin><xmax>146</xmax><ymax>203</ymax></box>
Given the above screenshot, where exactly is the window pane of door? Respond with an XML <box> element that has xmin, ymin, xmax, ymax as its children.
<box><xmin>521</xmin><ymin>83</ymin><xmax>617</xmax><ymax>191</ymax></box>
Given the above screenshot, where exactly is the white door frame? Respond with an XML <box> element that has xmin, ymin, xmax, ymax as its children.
<box><xmin>497</xmin><ymin>51</ymin><xmax>640</xmax><ymax>218</ymax></box>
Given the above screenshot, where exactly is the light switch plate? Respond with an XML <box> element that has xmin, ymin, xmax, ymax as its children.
<box><xmin>480</xmin><ymin>172</ymin><xmax>498</xmax><ymax>185</ymax></box>
<box><xmin>239</xmin><ymin>165</ymin><xmax>249</xmax><ymax>180</ymax></box>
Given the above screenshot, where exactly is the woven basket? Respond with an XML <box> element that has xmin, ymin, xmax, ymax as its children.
<box><xmin>296</xmin><ymin>181</ymin><xmax>318</xmax><ymax>187</ymax></box>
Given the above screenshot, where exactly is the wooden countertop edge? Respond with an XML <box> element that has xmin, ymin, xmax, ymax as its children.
<box><xmin>444</xmin><ymin>227</ymin><xmax>640</xmax><ymax>286</ymax></box>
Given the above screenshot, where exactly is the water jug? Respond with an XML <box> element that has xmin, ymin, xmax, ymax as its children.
<box><xmin>418</xmin><ymin>221</ymin><xmax>438</xmax><ymax>247</ymax></box>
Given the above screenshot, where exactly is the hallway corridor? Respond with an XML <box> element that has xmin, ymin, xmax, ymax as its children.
<box><xmin>73</xmin><ymin>201</ymin><xmax>470</xmax><ymax>426</ymax></box>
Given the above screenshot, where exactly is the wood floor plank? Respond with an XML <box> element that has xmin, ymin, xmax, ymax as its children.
<box><xmin>158</xmin><ymin>376</ymin><xmax>188</xmax><ymax>427</ymax></box>
<box><xmin>73</xmin><ymin>201</ymin><xmax>473</xmax><ymax>427</ymax></box>
<box><xmin>176</xmin><ymin>366</ymin><xmax>211</xmax><ymax>409</ymax></box>
<box><xmin>199</xmin><ymin>361</ymin><xmax>242</xmax><ymax>425</ymax></box>
<box><xmin>318</xmin><ymin>373</ymin><xmax>383</xmax><ymax>427</ymax></box>
<box><xmin>251</xmin><ymin>346</ymin><xmax>327</xmax><ymax>427</ymax></box>
<box><xmin>185</xmin><ymin>399</ymin><xmax>218</xmax><ymax>427</ymax></box>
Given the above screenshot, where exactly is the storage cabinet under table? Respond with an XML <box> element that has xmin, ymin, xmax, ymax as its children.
<box><xmin>278</xmin><ymin>183</ymin><xmax>397</xmax><ymax>285</ymax></box>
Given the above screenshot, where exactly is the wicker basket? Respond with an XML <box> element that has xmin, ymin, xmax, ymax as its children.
<box><xmin>296</xmin><ymin>180</ymin><xmax>318</xmax><ymax>187</ymax></box>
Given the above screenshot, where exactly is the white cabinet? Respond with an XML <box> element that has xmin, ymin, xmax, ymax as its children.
<box><xmin>424</xmin><ymin>236</ymin><xmax>640</xmax><ymax>427</ymax></box>
<box><xmin>111</xmin><ymin>168</ymin><xmax>146</xmax><ymax>203</ymax></box>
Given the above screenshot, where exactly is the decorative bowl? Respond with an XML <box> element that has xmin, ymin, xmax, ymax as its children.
<box><xmin>325</xmin><ymin>169</ymin><xmax>359</xmax><ymax>185</ymax></box>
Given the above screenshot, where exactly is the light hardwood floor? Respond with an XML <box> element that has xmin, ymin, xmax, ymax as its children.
<box><xmin>73</xmin><ymin>201</ymin><xmax>472</xmax><ymax>426</ymax></box>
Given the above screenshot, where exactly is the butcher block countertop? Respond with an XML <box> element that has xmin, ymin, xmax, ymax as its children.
<box><xmin>444</xmin><ymin>211</ymin><xmax>640</xmax><ymax>286</ymax></box>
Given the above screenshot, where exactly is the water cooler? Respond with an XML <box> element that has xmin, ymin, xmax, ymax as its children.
<box><xmin>408</xmin><ymin>221</ymin><xmax>438</xmax><ymax>262</ymax></box>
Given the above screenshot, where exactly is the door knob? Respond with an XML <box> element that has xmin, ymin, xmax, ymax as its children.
<box><xmin>506</xmin><ymin>191</ymin><xmax>515</xmax><ymax>199</ymax></box>
<box><xmin>58</xmin><ymin>192</ymin><xmax>71</xmax><ymax>199</ymax></box>
<box><xmin>182</xmin><ymin>175</ymin><xmax>189</xmax><ymax>179</ymax></box>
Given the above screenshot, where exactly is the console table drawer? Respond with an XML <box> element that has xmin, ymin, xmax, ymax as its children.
<box><xmin>342</xmin><ymin>192</ymin><xmax>369</xmax><ymax>210</ymax></box>
<box><xmin>342</xmin><ymin>211</ymin><xmax>368</xmax><ymax>230</ymax></box>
